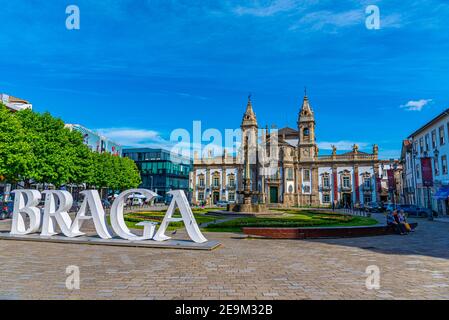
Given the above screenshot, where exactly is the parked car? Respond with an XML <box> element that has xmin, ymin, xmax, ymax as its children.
<box><xmin>132</xmin><ymin>198</ymin><xmax>144</xmax><ymax>206</ymax></box>
<box><xmin>397</xmin><ymin>204</ymin><xmax>432</xmax><ymax>217</ymax></box>
<box><xmin>365</xmin><ymin>202</ymin><xmax>384</xmax><ymax>212</ymax></box>
<box><xmin>216</xmin><ymin>201</ymin><xmax>229</xmax><ymax>208</ymax></box>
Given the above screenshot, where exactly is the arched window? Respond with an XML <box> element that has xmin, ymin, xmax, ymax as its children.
<box><xmin>303</xmin><ymin>128</ymin><xmax>310</xmax><ymax>142</ymax></box>
<box><xmin>228</xmin><ymin>174</ymin><xmax>236</xmax><ymax>187</ymax></box>
<box><xmin>212</xmin><ymin>172</ymin><xmax>220</xmax><ymax>188</ymax></box>
<box><xmin>303</xmin><ymin>128</ymin><xmax>310</xmax><ymax>136</ymax></box>
<box><xmin>198</xmin><ymin>174</ymin><xmax>205</xmax><ymax>187</ymax></box>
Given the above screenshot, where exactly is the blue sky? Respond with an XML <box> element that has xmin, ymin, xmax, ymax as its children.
<box><xmin>1</xmin><ymin>0</ymin><xmax>448</xmax><ymax>159</ymax></box>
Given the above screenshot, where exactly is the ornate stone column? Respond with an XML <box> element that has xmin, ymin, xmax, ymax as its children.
<box><xmin>354</xmin><ymin>165</ymin><xmax>360</xmax><ymax>204</ymax></box>
<box><xmin>206</xmin><ymin>168</ymin><xmax>211</xmax><ymax>206</ymax></box>
<box><xmin>221</xmin><ymin>167</ymin><xmax>227</xmax><ymax>201</ymax></box>
<box><xmin>332</xmin><ymin>165</ymin><xmax>338</xmax><ymax>205</ymax></box>
<box><xmin>312</xmin><ymin>165</ymin><xmax>319</xmax><ymax>206</ymax></box>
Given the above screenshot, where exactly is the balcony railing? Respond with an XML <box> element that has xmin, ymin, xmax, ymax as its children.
<box><xmin>196</xmin><ymin>184</ymin><xmax>206</xmax><ymax>189</ymax></box>
<box><xmin>211</xmin><ymin>184</ymin><xmax>221</xmax><ymax>190</ymax></box>
<box><xmin>227</xmin><ymin>184</ymin><xmax>237</xmax><ymax>190</ymax></box>
<box><xmin>341</xmin><ymin>185</ymin><xmax>352</xmax><ymax>192</ymax></box>
<box><xmin>321</xmin><ymin>185</ymin><xmax>331</xmax><ymax>191</ymax></box>
<box><xmin>362</xmin><ymin>185</ymin><xmax>372</xmax><ymax>192</ymax></box>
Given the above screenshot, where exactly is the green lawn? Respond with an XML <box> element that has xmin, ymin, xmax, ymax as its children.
<box><xmin>124</xmin><ymin>208</ymin><xmax>219</xmax><ymax>231</ymax></box>
<box><xmin>203</xmin><ymin>209</ymin><xmax>378</xmax><ymax>233</ymax></box>
<box><xmin>124</xmin><ymin>208</ymin><xmax>377</xmax><ymax>233</ymax></box>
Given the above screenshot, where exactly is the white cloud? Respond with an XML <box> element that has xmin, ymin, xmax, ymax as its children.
<box><xmin>317</xmin><ymin>140</ymin><xmax>369</xmax><ymax>150</ymax></box>
<box><xmin>290</xmin><ymin>9</ymin><xmax>402</xmax><ymax>31</ymax></box>
<box><xmin>95</xmin><ymin>127</ymin><xmax>234</xmax><ymax>160</ymax></box>
<box><xmin>95</xmin><ymin>128</ymin><xmax>172</xmax><ymax>149</ymax></box>
<box><xmin>234</xmin><ymin>0</ymin><xmax>302</xmax><ymax>17</ymax></box>
<box><xmin>296</xmin><ymin>9</ymin><xmax>363</xmax><ymax>30</ymax></box>
<box><xmin>381</xmin><ymin>13</ymin><xmax>402</xmax><ymax>28</ymax></box>
<box><xmin>400</xmin><ymin>99</ymin><xmax>432</xmax><ymax>111</ymax></box>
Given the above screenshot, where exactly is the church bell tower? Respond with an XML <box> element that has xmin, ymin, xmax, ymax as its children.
<box><xmin>297</xmin><ymin>92</ymin><xmax>318</xmax><ymax>161</ymax></box>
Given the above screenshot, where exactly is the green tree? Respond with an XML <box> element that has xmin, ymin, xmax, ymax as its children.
<box><xmin>3</xmin><ymin>106</ymin><xmax>141</xmax><ymax>192</ymax></box>
<box><xmin>119</xmin><ymin>156</ymin><xmax>142</xmax><ymax>190</ymax></box>
<box><xmin>0</xmin><ymin>103</ymin><xmax>32</xmax><ymax>183</ymax></box>
<box><xmin>15</xmin><ymin>109</ymin><xmax>93</xmax><ymax>187</ymax></box>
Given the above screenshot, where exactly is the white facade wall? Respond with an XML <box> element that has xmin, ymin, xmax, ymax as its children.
<box><xmin>318</xmin><ymin>167</ymin><xmax>333</xmax><ymax>205</ymax></box>
<box><xmin>192</xmin><ymin>167</ymin><xmax>239</xmax><ymax>203</ymax></box>
<box><xmin>409</xmin><ymin>112</ymin><xmax>449</xmax><ymax>214</ymax></box>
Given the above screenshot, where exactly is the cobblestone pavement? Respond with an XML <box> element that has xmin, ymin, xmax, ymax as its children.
<box><xmin>0</xmin><ymin>217</ymin><xmax>448</xmax><ymax>300</ymax></box>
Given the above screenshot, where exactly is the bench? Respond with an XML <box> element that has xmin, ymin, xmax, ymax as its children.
<box><xmin>242</xmin><ymin>223</ymin><xmax>418</xmax><ymax>239</ymax></box>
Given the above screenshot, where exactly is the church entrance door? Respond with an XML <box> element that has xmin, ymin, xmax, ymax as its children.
<box><xmin>213</xmin><ymin>192</ymin><xmax>220</xmax><ymax>204</ymax></box>
<box><xmin>270</xmin><ymin>187</ymin><xmax>279</xmax><ymax>204</ymax></box>
<box><xmin>342</xmin><ymin>193</ymin><xmax>352</xmax><ymax>208</ymax></box>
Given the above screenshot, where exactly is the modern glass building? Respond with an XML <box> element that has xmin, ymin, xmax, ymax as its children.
<box><xmin>123</xmin><ymin>148</ymin><xmax>192</xmax><ymax>199</ymax></box>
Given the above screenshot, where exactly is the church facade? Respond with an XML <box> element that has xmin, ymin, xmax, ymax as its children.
<box><xmin>190</xmin><ymin>95</ymin><xmax>382</xmax><ymax>207</ymax></box>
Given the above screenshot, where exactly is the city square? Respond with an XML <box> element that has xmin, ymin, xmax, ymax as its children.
<box><xmin>1</xmin><ymin>213</ymin><xmax>449</xmax><ymax>300</ymax></box>
<box><xmin>1</xmin><ymin>0</ymin><xmax>449</xmax><ymax>306</ymax></box>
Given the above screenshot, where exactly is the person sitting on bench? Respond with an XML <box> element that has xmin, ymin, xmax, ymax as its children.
<box><xmin>399</xmin><ymin>210</ymin><xmax>414</xmax><ymax>232</ymax></box>
<box><xmin>387</xmin><ymin>210</ymin><xmax>407</xmax><ymax>235</ymax></box>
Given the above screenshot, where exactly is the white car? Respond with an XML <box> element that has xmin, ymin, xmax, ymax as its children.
<box><xmin>132</xmin><ymin>198</ymin><xmax>143</xmax><ymax>206</ymax></box>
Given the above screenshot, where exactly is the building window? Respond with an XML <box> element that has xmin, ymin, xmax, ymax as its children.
<box><xmin>447</xmin><ymin>123</ymin><xmax>449</xmax><ymax>145</ymax></box>
<box><xmin>425</xmin><ymin>134</ymin><xmax>430</xmax><ymax>151</ymax></box>
<box><xmin>303</xmin><ymin>169</ymin><xmax>310</xmax><ymax>182</ymax></box>
<box><xmin>364</xmin><ymin>195</ymin><xmax>372</xmax><ymax>204</ymax></box>
<box><xmin>213</xmin><ymin>176</ymin><xmax>220</xmax><ymax>187</ymax></box>
<box><xmin>228</xmin><ymin>174</ymin><xmax>235</xmax><ymax>187</ymax></box>
<box><xmin>199</xmin><ymin>175</ymin><xmax>205</xmax><ymax>187</ymax></box>
<box><xmin>304</xmin><ymin>185</ymin><xmax>311</xmax><ymax>193</ymax></box>
<box><xmin>363</xmin><ymin>177</ymin><xmax>371</xmax><ymax>188</ymax></box>
<box><xmin>434</xmin><ymin>157</ymin><xmax>439</xmax><ymax>175</ymax></box>
<box><xmin>198</xmin><ymin>192</ymin><xmax>204</xmax><ymax>201</ymax></box>
<box><xmin>439</xmin><ymin>126</ymin><xmax>445</xmax><ymax>145</ymax></box>
<box><xmin>419</xmin><ymin>137</ymin><xmax>424</xmax><ymax>154</ymax></box>
<box><xmin>323</xmin><ymin>194</ymin><xmax>330</xmax><ymax>203</ymax></box>
<box><xmin>432</xmin><ymin>130</ymin><xmax>437</xmax><ymax>149</ymax></box>
<box><xmin>287</xmin><ymin>168</ymin><xmax>293</xmax><ymax>180</ymax></box>
<box><xmin>288</xmin><ymin>185</ymin><xmax>294</xmax><ymax>193</ymax></box>
<box><xmin>323</xmin><ymin>175</ymin><xmax>330</xmax><ymax>188</ymax></box>
<box><xmin>228</xmin><ymin>193</ymin><xmax>235</xmax><ymax>202</ymax></box>
<box><xmin>343</xmin><ymin>176</ymin><xmax>351</xmax><ymax>188</ymax></box>
<box><xmin>442</xmin><ymin>155</ymin><xmax>448</xmax><ymax>175</ymax></box>
<box><xmin>416</xmin><ymin>164</ymin><xmax>420</xmax><ymax>179</ymax></box>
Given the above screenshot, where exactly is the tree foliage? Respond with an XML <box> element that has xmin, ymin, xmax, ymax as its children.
<box><xmin>0</xmin><ymin>103</ymin><xmax>32</xmax><ymax>183</ymax></box>
<box><xmin>0</xmin><ymin>106</ymin><xmax>141</xmax><ymax>192</ymax></box>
